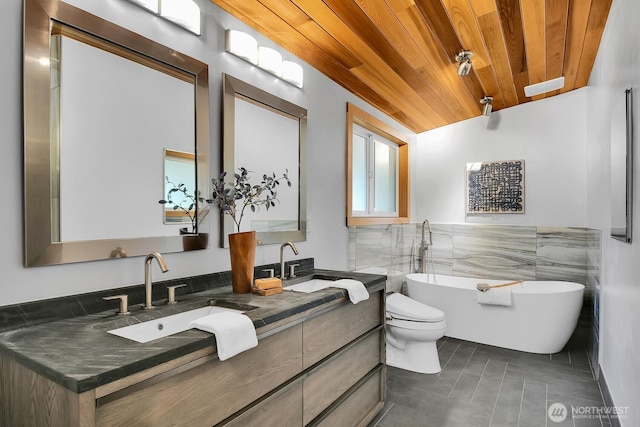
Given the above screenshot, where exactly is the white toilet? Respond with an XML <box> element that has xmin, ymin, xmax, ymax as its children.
<box><xmin>385</xmin><ymin>292</ymin><xmax>446</xmax><ymax>374</ymax></box>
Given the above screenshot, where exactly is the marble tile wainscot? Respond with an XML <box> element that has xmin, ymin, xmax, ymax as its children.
<box><xmin>0</xmin><ymin>268</ymin><xmax>386</xmax><ymax>426</ymax></box>
<box><xmin>348</xmin><ymin>223</ymin><xmax>601</xmax><ymax>360</ymax></box>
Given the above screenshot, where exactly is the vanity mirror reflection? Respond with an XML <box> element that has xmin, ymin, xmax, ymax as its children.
<box><xmin>221</xmin><ymin>74</ymin><xmax>307</xmax><ymax>247</ymax></box>
<box><xmin>162</xmin><ymin>150</ymin><xmax>197</xmax><ymax>229</ymax></box>
<box><xmin>23</xmin><ymin>0</ymin><xmax>210</xmax><ymax>266</ymax></box>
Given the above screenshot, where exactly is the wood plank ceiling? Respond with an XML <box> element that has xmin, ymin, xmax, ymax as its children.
<box><xmin>211</xmin><ymin>0</ymin><xmax>612</xmax><ymax>133</ymax></box>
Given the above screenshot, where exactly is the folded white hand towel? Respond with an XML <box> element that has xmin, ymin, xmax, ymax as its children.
<box><xmin>332</xmin><ymin>279</ymin><xmax>370</xmax><ymax>304</ymax></box>
<box><xmin>476</xmin><ymin>287</ymin><xmax>512</xmax><ymax>307</ymax></box>
<box><xmin>189</xmin><ymin>312</ymin><xmax>258</xmax><ymax>361</ymax></box>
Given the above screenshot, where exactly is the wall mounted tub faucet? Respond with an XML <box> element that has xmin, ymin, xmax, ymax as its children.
<box><xmin>419</xmin><ymin>220</ymin><xmax>433</xmax><ymax>274</ymax></box>
<box><xmin>144</xmin><ymin>252</ymin><xmax>169</xmax><ymax>309</ymax></box>
<box><xmin>280</xmin><ymin>242</ymin><xmax>299</xmax><ymax>279</ymax></box>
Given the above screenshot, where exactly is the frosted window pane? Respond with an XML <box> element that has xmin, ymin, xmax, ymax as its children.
<box><xmin>352</xmin><ymin>133</ymin><xmax>367</xmax><ymax>212</ymax></box>
<box><xmin>374</xmin><ymin>139</ymin><xmax>396</xmax><ymax>213</ymax></box>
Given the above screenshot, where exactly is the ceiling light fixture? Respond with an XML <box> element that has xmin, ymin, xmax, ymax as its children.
<box><xmin>480</xmin><ymin>96</ymin><xmax>493</xmax><ymax>116</ymax></box>
<box><xmin>524</xmin><ymin>76</ymin><xmax>565</xmax><ymax>97</ymax></box>
<box><xmin>455</xmin><ymin>50</ymin><xmax>473</xmax><ymax>76</ymax></box>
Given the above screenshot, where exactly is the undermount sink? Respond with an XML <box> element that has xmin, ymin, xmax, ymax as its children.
<box><xmin>284</xmin><ymin>278</ymin><xmax>336</xmax><ymax>293</ymax></box>
<box><xmin>108</xmin><ymin>302</ymin><xmax>251</xmax><ymax>343</ymax></box>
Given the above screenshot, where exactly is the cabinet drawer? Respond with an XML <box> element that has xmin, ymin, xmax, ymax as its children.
<box><xmin>312</xmin><ymin>366</ymin><xmax>384</xmax><ymax>427</ymax></box>
<box><xmin>96</xmin><ymin>324</ymin><xmax>303</xmax><ymax>427</ymax></box>
<box><xmin>220</xmin><ymin>378</ymin><xmax>303</xmax><ymax>427</ymax></box>
<box><xmin>303</xmin><ymin>329</ymin><xmax>382</xmax><ymax>424</ymax></box>
<box><xmin>303</xmin><ymin>291</ymin><xmax>381</xmax><ymax>368</ymax></box>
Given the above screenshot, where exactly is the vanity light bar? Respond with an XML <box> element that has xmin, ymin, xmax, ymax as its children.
<box><xmin>161</xmin><ymin>0</ymin><xmax>201</xmax><ymax>35</ymax></box>
<box><xmin>225</xmin><ymin>29</ymin><xmax>304</xmax><ymax>89</ymax></box>
<box><xmin>282</xmin><ymin>61</ymin><xmax>304</xmax><ymax>88</ymax></box>
<box><xmin>258</xmin><ymin>46</ymin><xmax>283</xmax><ymax>77</ymax></box>
<box><xmin>225</xmin><ymin>30</ymin><xmax>259</xmax><ymax>65</ymax></box>
<box><xmin>125</xmin><ymin>0</ymin><xmax>201</xmax><ymax>35</ymax></box>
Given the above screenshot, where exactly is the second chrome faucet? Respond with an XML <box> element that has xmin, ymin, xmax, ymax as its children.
<box><xmin>144</xmin><ymin>252</ymin><xmax>169</xmax><ymax>309</ymax></box>
<box><xmin>280</xmin><ymin>242</ymin><xmax>299</xmax><ymax>280</ymax></box>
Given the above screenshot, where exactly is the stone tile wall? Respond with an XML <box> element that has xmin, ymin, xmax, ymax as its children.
<box><xmin>349</xmin><ymin>223</ymin><xmax>599</xmax><ymax>288</ymax></box>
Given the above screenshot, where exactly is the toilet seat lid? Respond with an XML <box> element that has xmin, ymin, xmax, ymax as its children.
<box><xmin>386</xmin><ymin>293</ymin><xmax>445</xmax><ymax>322</ymax></box>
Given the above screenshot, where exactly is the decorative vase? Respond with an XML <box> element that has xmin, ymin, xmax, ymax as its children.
<box><xmin>228</xmin><ymin>230</ymin><xmax>257</xmax><ymax>293</ymax></box>
<box><xmin>179</xmin><ymin>228</ymin><xmax>209</xmax><ymax>251</ymax></box>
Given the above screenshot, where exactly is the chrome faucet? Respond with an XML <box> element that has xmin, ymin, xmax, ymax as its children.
<box><xmin>280</xmin><ymin>242</ymin><xmax>299</xmax><ymax>279</ymax></box>
<box><xmin>143</xmin><ymin>252</ymin><xmax>169</xmax><ymax>309</ymax></box>
<box><xmin>419</xmin><ymin>220</ymin><xmax>433</xmax><ymax>274</ymax></box>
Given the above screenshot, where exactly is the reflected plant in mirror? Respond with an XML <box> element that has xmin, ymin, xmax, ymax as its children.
<box><xmin>159</xmin><ymin>177</ymin><xmax>209</xmax><ymax>233</ymax></box>
<box><xmin>209</xmin><ymin>168</ymin><xmax>291</xmax><ymax>233</ymax></box>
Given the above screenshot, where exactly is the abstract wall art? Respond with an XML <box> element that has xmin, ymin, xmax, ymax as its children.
<box><xmin>466</xmin><ymin>160</ymin><xmax>525</xmax><ymax>214</ymax></box>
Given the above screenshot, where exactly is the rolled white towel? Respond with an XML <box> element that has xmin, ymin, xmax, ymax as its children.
<box><xmin>476</xmin><ymin>287</ymin><xmax>512</xmax><ymax>307</ymax></box>
<box><xmin>332</xmin><ymin>279</ymin><xmax>370</xmax><ymax>304</ymax></box>
<box><xmin>189</xmin><ymin>311</ymin><xmax>258</xmax><ymax>361</ymax></box>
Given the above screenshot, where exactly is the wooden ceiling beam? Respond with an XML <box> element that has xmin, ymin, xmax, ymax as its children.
<box><xmin>440</xmin><ymin>0</ymin><xmax>491</xmax><ymax>69</ymax></box>
<box><xmin>477</xmin><ymin>11</ymin><xmax>519</xmax><ymax>107</ymax></box>
<box><xmin>385</xmin><ymin>0</ymin><xmax>481</xmax><ymax>119</ymax></box>
<box><xmin>575</xmin><ymin>0</ymin><xmax>613</xmax><ymax>87</ymax></box>
<box><xmin>353</xmin><ymin>0</ymin><xmax>466</xmax><ymax>123</ymax></box>
<box><xmin>290</xmin><ymin>0</ymin><xmax>447</xmax><ymax>129</ymax></box>
<box><xmin>319</xmin><ymin>0</ymin><xmax>453</xmax><ymax>127</ymax></box>
<box><xmin>521</xmin><ymin>0</ymin><xmax>546</xmax><ymax>89</ymax></box>
<box><xmin>257</xmin><ymin>0</ymin><xmax>362</xmax><ymax>69</ymax></box>
<box><xmin>353</xmin><ymin>0</ymin><xmax>430</xmax><ymax>70</ymax></box>
<box><xmin>413</xmin><ymin>0</ymin><xmax>485</xmax><ymax>114</ymax></box>
<box><xmin>560</xmin><ymin>0</ymin><xmax>591</xmax><ymax>94</ymax></box>
<box><xmin>468</xmin><ymin>0</ymin><xmax>497</xmax><ymax>16</ymax></box>
<box><xmin>545</xmin><ymin>0</ymin><xmax>569</xmax><ymax>81</ymax></box>
<box><xmin>494</xmin><ymin>0</ymin><xmax>526</xmax><ymax>102</ymax></box>
<box><xmin>321</xmin><ymin>0</ymin><xmax>427</xmax><ymax>91</ymax></box>
<box><xmin>476</xmin><ymin>65</ymin><xmax>506</xmax><ymax>110</ymax></box>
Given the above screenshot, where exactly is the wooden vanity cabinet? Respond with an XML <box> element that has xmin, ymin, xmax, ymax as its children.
<box><xmin>95</xmin><ymin>324</ymin><xmax>304</xmax><ymax>426</ymax></box>
<box><xmin>222</xmin><ymin>290</ymin><xmax>385</xmax><ymax>427</ymax></box>
<box><xmin>0</xmin><ymin>289</ymin><xmax>385</xmax><ymax>427</ymax></box>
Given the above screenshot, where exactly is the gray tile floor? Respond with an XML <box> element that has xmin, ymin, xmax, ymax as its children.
<box><xmin>370</xmin><ymin>337</ymin><xmax>609</xmax><ymax>427</ymax></box>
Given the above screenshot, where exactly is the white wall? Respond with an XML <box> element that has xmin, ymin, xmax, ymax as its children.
<box><xmin>414</xmin><ymin>89</ymin><xmax>588</xmax><ymax>227</ymax></box>
<box><xmin>586</xmin><ymin>0</ymin><xmax>640</xmax><ymax>423</ymax></box>
<box><xmin>0</xmin><ymin>0</ymin><xmax>414</xmax><ymax>306</ymax></box>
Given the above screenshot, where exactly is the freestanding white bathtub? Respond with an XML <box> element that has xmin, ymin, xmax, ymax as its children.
<box><xmin>405</xmin><ymin>274</ymin><xmax>585</xmax><ymax>354</ymax></box>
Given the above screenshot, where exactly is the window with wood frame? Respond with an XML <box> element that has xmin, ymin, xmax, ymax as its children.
<box><xmin>346</xmin><ymin>103</ymin><xmax>409</xmax><ymax>226</ymax></box>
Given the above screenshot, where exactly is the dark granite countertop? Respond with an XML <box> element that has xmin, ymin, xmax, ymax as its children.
<box><xmin>0</xmin><ymin>269</ymin><xmax>385</xmax><ymax>394</ymax></box>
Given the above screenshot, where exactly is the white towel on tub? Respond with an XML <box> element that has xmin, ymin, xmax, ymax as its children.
<box><xmin>332</xmin><ymin>279</ymin><xmax>369</xmax><ymax>304</ymax></box>
<box><xmin>189</xmin><ymin>312</ymin><xmax>258</xmax><ymax>361</ymax></box>
<box><xmin>476</xmin><ymin>287</ymin><xmax>512</xmax><ymax>307</ymax></box>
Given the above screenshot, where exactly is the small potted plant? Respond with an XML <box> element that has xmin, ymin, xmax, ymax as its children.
<box><xmin>159</xmin><ymin>177</ymin><xmax>209</xmax><ymax>250</ymax></box>
<box><xmin>208</xmin><ymin>167</ymin><xmax>291</xmax><ymax>292</ymax></box>
<box><xmin>209</xmin><ymin>167</ymin><xmax>291</xmax><ymax>232</ymax></box>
